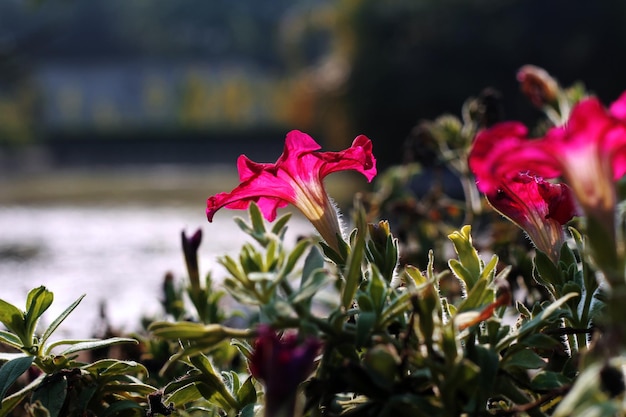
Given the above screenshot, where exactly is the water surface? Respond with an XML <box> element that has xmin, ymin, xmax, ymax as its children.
<box><xmin>0</xmin><ymin>204</ymin><xmax>311</xmax><ymax>338</ymax></box>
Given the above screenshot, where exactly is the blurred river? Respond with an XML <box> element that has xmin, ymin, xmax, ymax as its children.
<box><xmin>0</xmin><ymin>203</ymin><xmax>312</xmax><ymax>339</ymax></box>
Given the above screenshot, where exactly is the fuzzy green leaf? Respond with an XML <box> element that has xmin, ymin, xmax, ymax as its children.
<box><xmin>236</xmin><ymin>376</ymin><xmax>256</xmax><ymax>406</ymax></box>
<box><xmin>448</xmin><ymin>226</ymin><xmax>481</xmax><ymax>289</ymax></box>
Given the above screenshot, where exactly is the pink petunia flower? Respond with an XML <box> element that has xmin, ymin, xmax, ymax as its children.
<box><xmin>206</xmin><ymin>130</ymin><xmax>376</xmax><ymax>252</ymax></box>
<box><xmin>481</xmin><ymin>173</ymin><xmax>577</xmax><ymax>262</ymax></box>
<box><xmin>250</xmin><ymin>326</ymin><xmax>321</xmax><ymax>417</ymax></box>
<box><xmin>469</xmin><ymin>92</ymin><xmax>626</xmax><ymax>240</ymax></box>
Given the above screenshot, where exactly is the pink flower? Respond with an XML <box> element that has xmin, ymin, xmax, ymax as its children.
<box><xmin>469</xmin><ymin>92</ymin><xmax>626</xmax><ymax>237</ymax></box>
<box><xmin>250</xmin><ymin>326</ymin><xmax>321</xmax><ymax>417</ymax></box>
<box><xmin>482</xmin><ymin>173</ymin><xmax>577</xmax><ymax>262</ymax></box>
<box><xmin>206</xmin><ymin>130</ymin><xmax>376</xmax><ymax>252</ymax></box>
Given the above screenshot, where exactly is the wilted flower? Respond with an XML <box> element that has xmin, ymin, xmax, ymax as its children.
<box><xmin>250</xmin><ymin>326</ymin><xmax>321</xmax><ymax>417</ymax></box>
<box><xmin>206</xmin><ymin>130</ymin><xmax>376</xmax><ymax>252</ymax></box>
<box><xmin>517</xmin><ymin>65</ymin><xmax>560</xmax><ymax>109</ymax></box>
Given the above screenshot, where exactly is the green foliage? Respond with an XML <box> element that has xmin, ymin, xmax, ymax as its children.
<box><xmin>140</xmin><ymin>193</ymin><xmax>608</xmax><ymax>416</ymax></box>
<box><xmin>3</xmin><ymin>64</ymin><xmax>625</xmax><ymax>416</ymax></box>
<box><xmin>0</xmin><ymin>288</ymin><xmax>151</xmax><ymax>416</ymax></box>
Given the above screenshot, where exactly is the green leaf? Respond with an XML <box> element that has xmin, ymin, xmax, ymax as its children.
<box><xmin>82</xmin><ymin>359</ymin><xmax>148</xmax><ymax>377</ymax></box>
<box><xmin>291</xmin><ymin>270</ymin><xmax>330</xmax><ymax>305</ymax></box>
<box><xmin>456</xmin><ymin>277</ymin><xmax>492</xmax><ymax>313</ymax></box>
<box><xmin>531</xmin><ymin>371</ymin><xmax>571</xmax><ymax>391</ymax></box>
<box><xmin>41</xmin><ymin>294</ymin><xmax>85</xmax><ymax>347</ymax></box>
<box><xmin>59</xmin><ymin>337</ymin><xmax>137</xmax><ymax>356</ymax></box>
<box><xmin>448</xmin><ymin>226</ymin><xmax>481</xmax><ymax>289</ymax></box>
<box><xmin>0</xmin><ymin>331</ymin><xmax>22</xmax><ymax>350</ymax></box>
<box><xmin>167</xmin><ymin>383</ymin><xmax>203</xmax><ymax>406</ymax></box>
<box><xmin>150</xmin><ymin>322</ymin><xmax>221</xmax><ymax>340</ymax></box>
<box><xmin>0</xmin><ymin>300</ymin><xmax>25</xmax><ymax>343</ymax></box>
<box><xmin>0</xmin><ymin>356</ymin><xmax>34</xmax><ymax>404</ymax></box>
<box><xmin>357</xmin><ymin>293</ymin><xmax>374</xmax><ymax>312</ymax></box>
<box><xmin>249</xmin><ymin>202</ymin><xmax>266</xmax><ymax>234</ymax></box>
<box><xmin>342</xmin><ymin>228</ymin><xmax>366</xmax><ymax>310</ymax></box>
<box><xmin>236</xmin><ymin>376</ymin><xmax>256</xmax><ymax>406</ymax></box>
<box><xmin>240</xmin><ymin>403</ymin><xmax>257</xmax><ymax>417</ymax></box>
<box><xmin>497</xmin><ymin>293</ymin><xmax>578</xmax><ymax>352</ymax></box>
<box><xmin>196</xmin><ymin>382</ymin><xmax>234</xmax><ymax>411</ymax></box>
<box><xmin>480</xmin><ymin>255</ymin><xmax>499</xmax><ymax>281</ymax></box>
<box><xmin>0</xmin><ymin>352</ymin><xmax>28</xmax><ymax>362</ymax></box>
<box><xmin>233</xmin><ymin>216</ymin><xmax>254</xmax><ymax>236</ymax></box>
<box><xmin>467</xmin><ymin>344</ymin><xmax>498</xmax><ymax>401</ymax></box>
<box><xmin>31</xmin><ymin>374</ymin><xmax>67</xmax><ymax>417</ymax></box>
<box><xmin>404</xmin><ymin>265</ymin><xmax>427</xmax><ymax>287</ymax></box>
<box><xmin>379</xmin><ymin>291</ymin><xmax>412</xmax><ymax>328</ymax></box>
<box><xmin>448</xmin><ymin>259</ymin><xmax>473</xmax><ymax>291</ymax></box>
<box><xmin>533</xmin><ymin>250</ymin><xmax>560</xmax><ymax>294</ymax></box>
<box><xmin>301</xmin><ymin>245</ymin><xmax>324</xmax><ymax>287</ymax></box>
<box><xmin>521</xmin><ymin>333</ymin><xmax>563</xmax><ymax>351</ymax></box>
<box><xmin>356</xmin><ymin>311</ymin><xmax>376</xmax><ymax>347</ymax></box>
<box><xmin>503</xmin><ymin>348</ymin><xmax>547</xmax><ymax>371</ymax></box>
<box><xmin>367</xmin><ymin>266</ymin><xmax>387</xmax><ymax>313</ymax></box>
<box><xmin>99</xmin><ymin>399</ymin><xmax>144</xmax><ymax>417</ymax></box>
<box><xmin>231</xmin><ymin>339</ymin><xmax>254</xmax><ymax>362</ymax></box>
<box><xmin>281</xmin><ymin>239</ymin><xmax>311</xmax><ymax>278</ymax></box>
<box><xmin>189</xmin><ymin>354</ymin><xmax>238</xmax><ymax>410</ymax></box>
<box><xmin>102</xmin><ymin>382</ymin><xmax>157</xmax><ymax>396</ymax></box>
<box><xmin>24</xmin><ymin>286</ymin><xmax>54</xmax><ymax>343</ymax></box>
<box><xmin>0</xmin><ymin>374</ymin><xmax>42</xmax><ymax>417</ymax></box>
<box><xmin>271</xmin><ymin>212</ymin><xmax>292</xmax><ymax>238</ymax></box>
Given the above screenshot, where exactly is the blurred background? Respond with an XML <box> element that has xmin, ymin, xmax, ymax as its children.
<box><xmin>1</xmin><ymin>0</ymin><xmax>626</xmax><ymax>336</ymax></box>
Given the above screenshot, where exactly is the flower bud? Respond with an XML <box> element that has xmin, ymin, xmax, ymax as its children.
<box><xmin>250</xmin><ymin>326</ymin><xmax>321</xmax><ymax>417</ymax></box>
<box><xmin>517</xmin><ymin>65</ymin><xmax>559</xmax><ymax>108</ymax></box>
<box><xmin>181</xmin><ymin>228</ymin><xmax>202</xmax><ymax>292</ymax></box>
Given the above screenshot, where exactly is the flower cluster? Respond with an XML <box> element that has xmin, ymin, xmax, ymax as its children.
<box><xmin>470</xmin><ymin>81</ymin><xmax>626</xmax><ymax>275</ymax></box>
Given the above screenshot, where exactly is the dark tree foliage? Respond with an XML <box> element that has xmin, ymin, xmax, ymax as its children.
<box><xmin>342</xmin><ymin>0</ymin><xmax>626</xmax><ymax>167</ymax></box>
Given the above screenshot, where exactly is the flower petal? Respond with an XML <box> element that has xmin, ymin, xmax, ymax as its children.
<box><xmin>469</xmin><ymin>122</ymin><xmax>560</xmax><ymax>193</ymax></box>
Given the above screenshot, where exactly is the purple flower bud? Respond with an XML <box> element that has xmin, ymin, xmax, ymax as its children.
<box><xmin>181</xmin><ymin>228</ymin><xmax>202</xmax><ymax>292</ymax></box>
<box><xmin>249</xmin><ymin>326</ymin><xmax>321</xmax><ymax>417</ymax></box>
